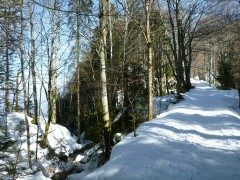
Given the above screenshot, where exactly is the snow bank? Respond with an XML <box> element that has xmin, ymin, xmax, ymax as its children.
<box><xmin>0</xmin><ymin>112</ymin><xmax>82</xmax><ymax>179</ymax></box>
<box><xmin>47</xmin><ymin>123</ymin><xmax>82</xmax><ymax>156</ymax></box>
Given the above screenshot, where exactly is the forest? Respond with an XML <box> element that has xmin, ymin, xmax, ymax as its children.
<box><xmin>0</xmin><ymin>0</ymin><xmax>240</xmax><ymax>179</ymax></box>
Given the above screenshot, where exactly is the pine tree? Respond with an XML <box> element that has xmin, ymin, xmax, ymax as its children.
<box><xmin>0</xmin><ymin>0</ymin><xmax>20</xmax><ymax>112</ymax></box>
<box><xmin>217</xmin><ymin>53</ymin><xmax>234</xmax><ymax>90</ymax></box>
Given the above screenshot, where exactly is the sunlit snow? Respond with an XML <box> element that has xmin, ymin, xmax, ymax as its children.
<box><xmin>70</xmin><ymin>79</ymin><xmax>240</xmax><ymax>180</ymax></box>
<box><xmin>1</xmin><ymin>79</ymin><xmax>240</xmax><ymax>180</ymax></box>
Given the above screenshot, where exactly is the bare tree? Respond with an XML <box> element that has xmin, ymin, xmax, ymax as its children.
<box><xmin>20</xmin><ymin>0</ymin><xmax>32</xmax><ymax>169</ymax></box>
<box><xmin>29</xmin><ymin>0</ymin><xmax>38</xmax><ymax>124</ymax></box>
<box><xmin>51</xmin><ymin>0</ymin><xmax>59</xmax><ymax>124</ymax></box>
<box><xmin>42</xmin><ymin>0</ymin><xmax>59</xmax><ymax>147</ymax></box>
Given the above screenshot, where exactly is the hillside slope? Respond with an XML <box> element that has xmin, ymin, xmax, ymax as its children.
<box><xmin>71</xmin><ymin>79</ymin><xmax>240</xmax><ymax>180</ymax></box>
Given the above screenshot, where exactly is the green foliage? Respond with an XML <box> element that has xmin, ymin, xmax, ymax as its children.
<box><xmin>30</xmin><ymin>150</ymin><xmax>35</xmax><ymax>156</ymax></box>
<box><xmin>85</xmin><ymin>123</ymin><xmax>103</xmax><ymax>143</ymax></box>
<box><xmin>84</xmin><ymin>104</ymin><xmax>104</xmax><ymax>143</ymax></box>
<box><xmin>5</xmin><ymin>161</ymin><xmax>17</xmax><ymax>176</ymax></box>
<box><xmin>31</xmin><ymin>118</ymin><xmax>37</xmax><ymax>125</ymax></box>
<box><xmin>113</xmin><ymin>133</ymin><xmax>124</xmax><ymax>144</ymax></box>
<box><xmin>217</xmin><ymin>54</ymin><xmax>235</xmax><ymax>90</ymax></box>
<box><xmin>129</xmin><ymin>109</ymin><xmax>147</xmax><ymax>138</ymax></box>
<box><xmin>39</xmin><ymin>139</ymin><xmax>48</xmax><ymax>149</ymax></box>
<box><xmin>46</xmin><ymin>148</ymin><xmax>57</xmax><ymax>160</ymax></box>
<box><xmin>0</xmin><ymin>138</ymin><xmax>16</xmax><ymax>152</ymax></box>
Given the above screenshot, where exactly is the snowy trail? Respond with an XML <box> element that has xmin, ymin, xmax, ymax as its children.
<box><xmin>73</xmin><ymin>79</ymin><xmax>240</xmax><ymax>180</ymax></box>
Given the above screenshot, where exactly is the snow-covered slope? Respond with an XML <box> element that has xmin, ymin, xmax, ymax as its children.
<box><xmin>0</xmin><ymin>112</ymin><xmax>82</xmax><ymax>179</ymax></box>
<box><xmin>71</xmin><ymin>79</ymin><xmax>240</xmax><ymax>180</ymax></box>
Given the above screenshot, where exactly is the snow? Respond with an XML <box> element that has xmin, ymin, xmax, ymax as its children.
<box><xmin>0</xmin><ymin>111</ymin><xmax>82</xmax><ymax>179</ymax></box>
<box><xmin>46</xmin><ymin>123</ymin><xmax>82</xmax><ymax>156</ymax></box>
<box><xmin>74</xmin><ymin>154</ymin><xmax>85</xmax><ymax>163</ymax></box>
<box><xmin>17</xmin><ymin>172</ymin><xmax>49</xmax><ymax>180</ymax></box>
<box><xmin>71</xmin><ymin>79</ymin><xmax>240</xmax><ymax>180</ymax></box>
<box><xmin>1</xmin><ymin>78</ymin><xmax>240</xmax><ymax>179</ymax></box>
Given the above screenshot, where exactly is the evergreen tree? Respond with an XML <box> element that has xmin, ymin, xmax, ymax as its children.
<box><xmin>217</xmin><ymin>53</ymin><xmax>235</xmax><ymax>90</ymax></box>
<box><xmin>0</xmin><ymin>0</ymin><xmax>20</xmax><ymax>112</ymax></box>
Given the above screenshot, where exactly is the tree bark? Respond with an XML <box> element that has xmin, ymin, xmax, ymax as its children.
<box><xmin>99</xmin><ymin>0</ymin><xmax>111</xmax><ymax>161</ymax></box>
<box><xmin>145</xmin><ymin>0</ymin><xmax>153</xmax><ymax>120</ymax></box>
<box><xmin>29</xmin><ymin>1</ymin><xmax>38</xmax><ymax>124</ymax></box>
<box><xmin>5</xmin><ymin>25</ymin><xmax>9</xmax><ymax>113</ymax></box>
<box><xmin>176</xmin><ymin>2</ymin><xmax>185</xmax><ymax>92</ymax></box>
<box><xmin>42</xmin><ymin>0</ymin><xmax>57</xmax><ymax>147</ymax></box>
<box><xmin>166</xmin><ymin>0</ymin><xmax>181</xmax><ymax>94</ymax></box>
<box><xmin>29</xmin><ymin>0</ymin><xmax>40</xmax><ymax>160</ymax></box>
<box><xmin>76</xmin><ymin>0</ymin><xmax>81</xmax><ymax>144</ymax></box>
<box><xmin>20</xmin><ymin>0</ymin><xmax>32</xmax><ymax>169</ymax></box>
<box><xmin>15</xmin><ymin>71</ymin><xmax>20</xmax><ymax>112</ymax></box>
<box><xmin>51</xmin><ymin>0</ymin><xmax>58</xmax><ymax>124</ymax></box>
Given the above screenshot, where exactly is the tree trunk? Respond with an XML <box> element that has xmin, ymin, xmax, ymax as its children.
<box><xmin>166</xmin><ymin>0</ymin><xmax>180</xmax><ymax>94</ymax></box>
<box><xmin>27</xmin><ymin>65</ymin><xmax>31</xmax><ymax>115</ymax></box>
<box><xmin>76</xmin><ymin>0</ymin><xmax>81</xmax><ymax>144</ymax></box>
<box><xmin>185</xmin><ymin>24</ymin><xmax>192</xmax><ymax>91</ymax></box>
<box><xmin>120</xmin><ymin>0</ymin><xmax>129</xmax><ymax>131</ymax></box>
<box><xmin>5</xmin><ymin>27</ymin><xmax>9</xmax><ymax>113</ymax></box>
<box><xmin>29</xmin><ymin>1</ymin><xmax>38</xmax><ymax>124</ymax></box>
<box><xmin>145</xmin><ymin>0</ymin><xmax>153</xmax><ymax>120</ymax></box>
<box><xmin>108</xmin><ymin>0</ymin><xmax>117</xmax><ymax>108</ymax></box>
<box><xmin>15</xmin><ymin>71</ymin><xmax>20</xmax><ymax>112</ymax></box>
<box><xmin>42</xmin><ymin>0</ymin><xmax>58</xmax><ymax>147</ymax></box>
<box><xmin>29</xmin><ymin>1</ymin><xmax>39</xmax><ymax>160</ymax></box>
<box><xmin>51</xmin><ymin>0</ymin><xmax>58</xmax><ymax>124</ymax></box>
<box><xmin>20</xmin><ymin>0</ymin><xmax>32</xmax><ymax>169</ymax></box>
<box><xmin>176</xmin><ymin>2</ymin><xmax>185</xmax><ymax>92</ymax></box>
<box><xmin>42</xmin><ymin>58</ymin><xmax>52</xmax><ymax>148</ymax></box>
<box><xmin>99</xmin><ymin>0</ymin><xmax>111</xmax><ymax>161</ymax></box>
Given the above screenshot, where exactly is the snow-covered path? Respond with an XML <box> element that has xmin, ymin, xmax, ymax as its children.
<box><xmin>73</xmin><ymin>79</ymin><xmax>240</xmax><ymax>180</ymax></box>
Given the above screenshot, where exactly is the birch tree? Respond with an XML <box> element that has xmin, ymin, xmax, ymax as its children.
<box><xmin>145</xmin><ymin>0</ymin><xmax>153</xmax><ymax>120</ymax></box>
<box><xmin>0</xmin><ymin>0</ymin><xmax>19</xmax><ymax>112</ymax></box>
<box><xmin>51</xmin><ymin>0</ymin><xmax>59</xmax><ymax>124</ymax></box>
<box><xmin>29</xmin><ymin>0</ymin><xmax>38</xmax><ymax>125</ymax></box>
<box><xmin>20</xmin><ymin>0</ymin><xmax>32</xmax><ymax>169</ymax></box>
<box><xmin>99</xmin><ymin>0</ymin><xmax>111</xmax><ymax>160</ymax></box>
<box><xmin>42</xmin><ymin>0</ymin><xmax>59</xmax><ymax>147</ymax></box>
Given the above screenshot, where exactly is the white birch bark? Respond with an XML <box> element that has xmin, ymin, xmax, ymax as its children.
<box><xmin>20</xmin><ymin>0</ymin><xmax>32</xmax><ymax>169</ymax></box>
<box><xmin>145</xmin><ymin>0</ymin><xmax>153</xmax><ymax>120</ymax></box>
